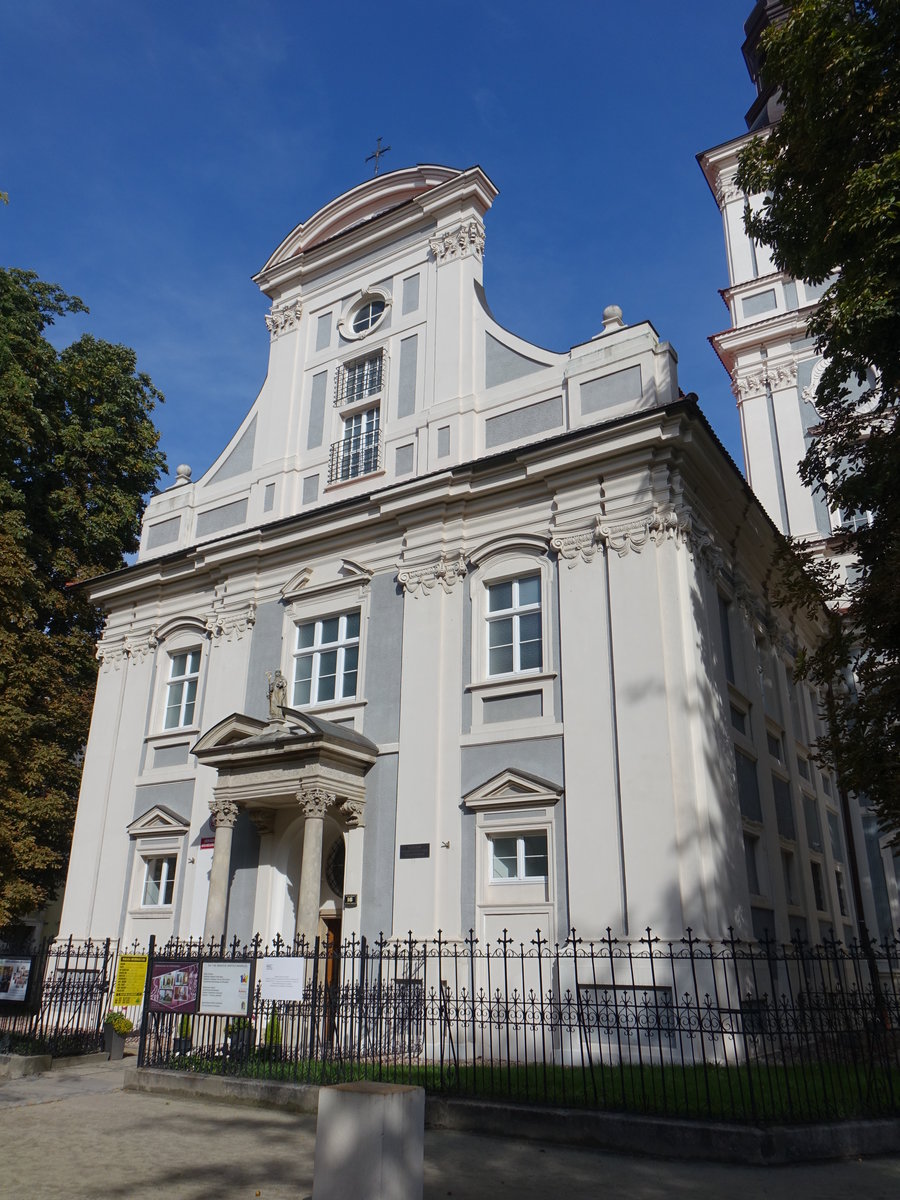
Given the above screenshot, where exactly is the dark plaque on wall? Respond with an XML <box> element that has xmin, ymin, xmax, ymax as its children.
<box><xmin>399</xmin><ymin>843</ymin><xmax>430</xmax><ymax>860</ymax></box>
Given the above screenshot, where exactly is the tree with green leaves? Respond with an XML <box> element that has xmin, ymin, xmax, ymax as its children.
<box><xmin>0</xmin><ymin>268</ymin><xmax>166</xmax><ymax>927</ymax></box>
<box><xmin>736</xmin><ymin>0</ymin><xmax>900</xmax><ymax>837</ymax></box>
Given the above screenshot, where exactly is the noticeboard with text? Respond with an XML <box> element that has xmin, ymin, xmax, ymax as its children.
<box><xmin>199</xmin><ymin>961</ymin><xmax>254</xmax><ymax>1016</ymax></box>
<box><xmin>148</xmin><ymin>961</ymin><xmax>200</xmax><ymax>1014</ymax></box>
<box><xmin>0</xmin><ymin>957</ymin><xmax>34</xmax><ymax>1006</ymax></box>
<box><xmin>112</xmin><ymin>955</ymin><xmax>149</xmax><ymax>1007</ymax></box>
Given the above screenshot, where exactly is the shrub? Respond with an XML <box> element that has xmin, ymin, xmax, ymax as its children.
<box><xmin>104</xmin><ymin>1010</ymin><xmax>133</xmax><ymax>1036</ymax></box>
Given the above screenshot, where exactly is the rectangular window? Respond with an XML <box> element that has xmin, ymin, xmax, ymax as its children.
<box><xmin>142</xmin><ymin>855</ymin><xmax>176</xmax><ymax>907</ymax></box>
<box><xmin>329</xmin><ymin>406</ymin><xmax>381</xmax><ymax>482</ymax></box>
<box><xmin>734</xmin><ymin>748</ymin><xmax>763</xmax><ymax>822</ymax></box>
<box><xmin>743</xmin><ymin>832</ymin><xmax>762</xmax><ymax>896</ymax></box>
<box><xmin>164</xmin><ymin>650</ymin><xmax>200</xmax><ymax>729</ymax></box>
<box><xmin>489</xmin><ymin>832</ymin><xmax>548</xmax><ymax>881</ymax></box>
<box><xmin>782</xmin><ymin>849</ymin><xmax>797</xmax><ymax>906</ymax></box>
<box><xmin>292</xmin><ymin>611</ymin><xmax>360</xmax><ymax>707</ymax></box>
<box><xmin>804</xmin><ymin>794</ymin><xmax>823</xmax><ymax>852</ymax></box>
<box><xmin>810</xmin><ymin>860</ymin><xmax>826</xmax><ymax>912</ymax></box>
<box><xmin>797</xmin><ymin>756</ymin><xmax>810</xmax><ymax>781</ymax></box>
<box><xmin>730</xmin><ymin>704</ymin><xmax>748</xmax><ymax>735</ymax></box>
<box><xmin>487</xmin><ymin>575</ymin><xmax>542</xmax><ymax>676</ymax></box>
<box><xmin>335</xmin><ymin>351</ymin><xmax>384</xmax><ymax>406</ymax></box>
<box><xmin>718</xmin><ymin>594</ymin><xmax>735</xmax><ymax>683</ymax></box>
<box><xmin>767</xmin><ymin>731</ymin><xmax>784</xmax><ymax>761</ymax></box>
<box><xmin>772</xmin><ymin>774</ymin><xmax>795</xmax><ymax>840</ymax></box>
<box><xmin>835</xmin><ymin>869</ymin><xmax>848</xmax><ymax>917</ymax></box>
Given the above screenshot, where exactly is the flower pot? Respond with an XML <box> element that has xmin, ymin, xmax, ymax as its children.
<box><xmin>104</xmin><ymin>1027</ymin><xmax>126</xmax><ymax>1060</ymax></box>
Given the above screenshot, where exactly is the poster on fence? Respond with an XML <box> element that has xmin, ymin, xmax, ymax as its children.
<box><xmin>258</xmin><ymin>956</ymin><xmax>306</xmax><ymax>1002</ymax></box>
<box><xmin>148</xmin><ymin>961</ymin><xmax>200</xmax><ymax>1014</ymax></box>
<box><xmin>0</xmin><ymin>957</ymin><xmax>33</xmax><ymax>1004</ymax></box>
<box><xmin>112</xmin><ymin>955</ymin><xmax>148</xmax><ymax>1007</ymax></box>
<box><xmin>199</xmin><ymin>961</ymin><xmax>253</xmax><ymax>1016</ymax></box>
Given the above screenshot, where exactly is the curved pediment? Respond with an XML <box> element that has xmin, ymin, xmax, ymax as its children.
<box><xmin>259</xmin><ymin>165</ymin><xmax>462</xmax><ymax>274</ymax></box>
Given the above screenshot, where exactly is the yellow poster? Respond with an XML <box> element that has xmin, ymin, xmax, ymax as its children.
<box><xmin>112</xmin><ymin>954</ymin><xmax>148</xmax><ymax>1007</ymax></box>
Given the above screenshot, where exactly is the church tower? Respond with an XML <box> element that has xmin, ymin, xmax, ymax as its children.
<box><xmin>698</xmin><ymin>2</ymin><xmax>900</xmax><ymax>940</ymax></box>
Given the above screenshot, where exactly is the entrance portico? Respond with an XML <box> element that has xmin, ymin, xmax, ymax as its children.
<box><xmin>192</xmin><ymin>709</ymin><xmax>377</xmax><ymax>945</ymax></box>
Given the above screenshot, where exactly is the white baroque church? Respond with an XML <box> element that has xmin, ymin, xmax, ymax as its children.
<box><xmin>59</xmin><ymin>157</ymin><xmax>862</xmax><ymax>958</ymax></box>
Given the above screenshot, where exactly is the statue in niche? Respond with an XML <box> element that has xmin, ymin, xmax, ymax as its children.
<box><xmin>266</xmin><ymin>669</ymin><xmax>288</xmax><ymax>720</ymax></box>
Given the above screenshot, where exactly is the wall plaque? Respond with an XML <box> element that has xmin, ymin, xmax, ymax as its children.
<box><xmin>399</xmin><ymin>843</ymin><xmax>430</xmax><ymax>860</ymax></box>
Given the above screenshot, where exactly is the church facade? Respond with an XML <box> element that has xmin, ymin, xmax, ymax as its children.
<box><xmin>59</xmin><ymin>163</ymin><xmax>858</xmax><ymax>957</ymax></box>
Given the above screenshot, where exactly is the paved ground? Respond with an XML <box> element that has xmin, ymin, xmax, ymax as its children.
<box><xmin>1</xmin><ymin>1056</ymin><xmax>899</xmax><ymax>1199</ymax></box>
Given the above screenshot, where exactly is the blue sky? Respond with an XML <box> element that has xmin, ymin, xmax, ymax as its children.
<box><xmin>2</xmin><ymin>1</ymin><xmax>757</xmax><ymax>487</ymax></box>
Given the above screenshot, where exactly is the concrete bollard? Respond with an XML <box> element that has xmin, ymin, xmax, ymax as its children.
<box><xmin>312</xmin><ymin>1081</ymin><xmax>425</xmax><ymax>1200</ymax></box>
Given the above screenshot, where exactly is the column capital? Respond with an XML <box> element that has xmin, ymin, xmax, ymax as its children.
<box><xmin>299</xmin><ymin>787</ymin><xmax>334</xmax><ymax>819</ymax></box>
<box><xmin>210</xmin><ymin>798</ymin><xmax>240</xmax><ymax>829</ymax></box>
<box><xmin>340</xmin><ymin>799</ymin><xmax>366</xmax><ymax>829</ymax></box>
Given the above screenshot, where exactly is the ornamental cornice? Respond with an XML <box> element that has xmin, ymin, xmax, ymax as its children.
<box><xmin>205</xmin><ymin>602</ymin><xmax>257</xmax><ymax>643</ymax></box>
<box><xmin>210</xmin><ymin>798</ymin><xmax>240</xmax><ymax>830</ymax></box>
<box><xmin>596</xmin><ymin>508</ymin><xmax>691</xmax><ymax>558</ymax></box>
<box><xmin>299</xmin><ymin>787</ymin><xmax>335</xmax><ymax>820</ymax></box>
<box><xmin>97</xmin><ymin>626</ymin><xmax>159</xmax><ymax>669</ymax></box>
<box><xmin>265</xmin><ymin>298</ymin><xmax>302</xmax><ymax>339</ymax></box>
<box><xmin>96</xmin><ymin>638</ymin><xmax>129</xmax><ymax>670</ymax></box>
<box><xmin>397</xmin><ymin>551</ymin><xmax>468</xmax><ymax>597</ymax></box>
<box><xmin>428</xmin><ymin>220</ymin><xmax>485</xmax><ymax>265</ymax></box>
<box><xmin>731</xmin><ymin>361</ymin><xmax>798</xmax><ymax>401</ymax></box>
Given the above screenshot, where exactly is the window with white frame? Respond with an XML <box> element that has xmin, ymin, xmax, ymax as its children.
<box><xmin>489</xmin><ymin>832</ymin><xmax>549</xmax><ymax>881</ymax></box>
<box><xmin>351</xmin><ymin>298</ymin><xmax>385</xmax><ymax>335</ymax></box>
<box><xmin>486</xmin><ymin>575</ymin><xmax>542</xmax><ymax>676</ymax></box>
<box><xmin>330</xmin><ymin>406</ymin><xmax>381</xmax><ymax>482</ymax></box>
<box><xmin>293</xmin><ymin>611</ymin><xmax>360</xmax><ymax>706</ymax></box>
<box><xmin>164</xmin><ymin>649</ymin><xmax>200</xmax><ymax>729</ymax></box>
<box><xmin>335</xmin><ymin>350</ymin><xmax>384</xmax><ymax>407</ymax></box>
<box><xmin>141</xmin><ymin>854</ymin><xmax>176</xmax><ymax>907</ymax></box>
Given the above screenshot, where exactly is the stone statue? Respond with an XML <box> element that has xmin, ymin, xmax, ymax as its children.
<box><xmin>266</xmin><ymin>669</ymin><xmax>287</xmax><ymax>720</ymax></box>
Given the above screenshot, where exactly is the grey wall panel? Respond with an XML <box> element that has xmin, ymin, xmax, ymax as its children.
<box><xmin>485</xmin><ymin>333</ymin><xmax>547</xmax><ymax>388</ymax></box>
<box><xmin>307</xmin><ymin>371</ymin><xmax>328</xmax><ymax>450</ymax></box>
<box><xmin>244</xmin><ymin>600</ymin><xmax>285</xmax><ymax>720</ymax></box>
<box><xmin>482</xmin><ymin>691</ymin><xmax>543</xmax><ymax>723</ymax></box>
<box><xmin>360</xmin><ymin>753</ymin><xmax>399</xmax><ymax>944</ymax></box>
<box><xmin>207</xmin><ymin>416</ymin><xmax>257</xmax><ymax>485</ymax></box>
<box><xmin>132</xmin><ymin>780</ymin><xmax>195</xmax><ymax>822</ymax></box>
<box><xmin>316</xmin><ymin>312</ymin><xmax>332</xmax><ymax>352</ymax></box>
<box><xmin>264</xmin><ymin>483</ymin><xmax>276</xmax><ymax>512</ymax></box>
<box><xmin>554</xmin><ymin>800</ymin><xmax>570</xmax><ymax>941</ymax></box>
<box><xmin>437</xmin><ymin>426</ymin><xmax>450</xmax><ymax>458</ymax></box>
<box><xmin>742</xmin><ymin>289</ymin><xmax>777</xmax><ymax>318</ymax></box>
<box><xmin>226</xmin><ymin>812</ymin><xmax>260</xmax><ymax>944</ymax></box>
<box><xmin>461</xmin><ymin>582</ymin><xmax>473</xmax><ymax>733</ymax></box>
<box><xmin>363</xmin><ymin>572</ymin><xmax>403</xmax><ymax>745</ymax></box>
<box><xmin>783</xmin><ymin>281</ymin><xmax>799</xmax><ymax>311</ymax></box>
<box><xmin>402</xmin><ymin>274</ymin><xmax>420</xmax><ymax>315</ymax></box>
<box><xmin>302</xmin><ymin>475</ymin><xmax>319</xmax><ymax>504</ymax></box>
<box><xmin>195</xmin><ymin>498</ymin><xmax>248</xmax><ymax>538</ymax></box>
<box><xmin>395</xmin><ymin>444</ymin><xmax>414</xmax><ymax>475</ymax></box>
<box><xmin>484</xmin><ymin>397</ymin><xmax>563</xmax><ymax>449</ymax></box>
<box><xmin>461</xmin><ymin>738</ymin><xmax>564</xmax><ymax>797</ymax></box>
<box><xmin>460</xmin><ymin>809</ymin><xmax>476</xmax><ymax>934</ymax></box>
<box><xmin>153</xmin><ymin>743</ymin><xmax>190</xmax><ymax>769</ymax></box>
<box><xmin>580</xmin><ymin>366</ymin><xmax>642</xmax><ymax>416</ymax></box>
<box><xmin>146</xmin><ymin>516</ymin><xmax>181</xmax><ymax>549</ymax></box>
<box><xmin>397</xmin><ymin>334</ymin><xmax>418</xmax><ymax>418</ymax></box>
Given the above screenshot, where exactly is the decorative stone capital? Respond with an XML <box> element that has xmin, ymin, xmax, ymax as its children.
<box><xmin>595</xmin><ymin>508</ymin><xmax>693</xmax><ymax>558</ymax></box>
<box><xmin>428</xmin><ymin>220</ymin><xmax>485</xmax><ymax>265</ymax></box>
<box><xmin>731</xmin><ymin>368</ymin><xmax>766</xmax><ymax>401</ymax></box>
<box><xmin>732</xmin><ymin>361</ymin><xmax>797</xmax><ymax>402</ymax></box>
<box><xmin>340</xmin><ymin>799</ymin><xmax>366</xmax><ymax>829</ymax></box>
<box><xmin>96</xmin><ymin>638</ymin><xmax>129</xmax><ymax>670</ymax></box>
<box><xmin>205</xmin><ymin>602</ymin><xmax>257</xmax><ymax>643</ymax></box>
<box><xmin>398</xmin><ymin>551</ymin><xmax>468</xmax><ymax>597</ymax></box>
<box><xmin>299</xmin><ymin>788</ymin><xmax>334</xmax><ymax>820</ymax></box>
<box><xmin>714</xmin><ymin>171</ymin><xmax>742</xmax><ymax>208</ymax></box>
<box><xmin>550</xmin><ymin>523</ymin><xmax>601</xmax><ymax>568</ymax></box>
<box><xmin>265</xmin><ymin>298</ymin><xmax>302</xmax><ymax>338</ymax></box>
<box><xmin>123</xmin><ymin>628</ymin><xmax>159</xmax><ymax>664</ymax></box>
<box><xmin>210</xmin><ymin>798</ymin><xmax>240</xmax><ymax>830</ymax></box>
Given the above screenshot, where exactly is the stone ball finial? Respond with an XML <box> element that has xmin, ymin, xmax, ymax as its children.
<box><xmin>602</xmin><ymin>304</ymin><xmax>624</xmax><ymax>329</ymax></box>
<box><xmin>174</xmin><ymin>464</ymin><xmax>192</xmax><ymax>486</ymax></box>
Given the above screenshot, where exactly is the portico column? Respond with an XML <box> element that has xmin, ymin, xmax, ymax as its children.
<box><xmin>297</xmin><ymin>788</ymin><xmax>333</xmax><ymax>943</ymax></box>
<box><xmin>204</xmin><ymin>798</ymin><xmax>239</xmax><ymax>943</ymax></box>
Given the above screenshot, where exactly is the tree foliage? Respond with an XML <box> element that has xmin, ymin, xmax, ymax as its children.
<box><xmin>0</xmin><ymin>268</ymin><xmax>166</xmax><ymax>926</ymax></box>
<box><xmin>736</xmin><ymin>0</ymin><xmax>900</xmax><ymax>835</ymax></box>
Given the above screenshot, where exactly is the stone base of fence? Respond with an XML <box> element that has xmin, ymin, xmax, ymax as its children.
<box><xmin>127</xmin><ymin>1068</ymin><xmax>900</xmax><ymax>1165</ymax></box>
<box><xmin>0</xmin><ymin>1052</ymin><xmax>52</xmax><ymax>1079</ymax></box>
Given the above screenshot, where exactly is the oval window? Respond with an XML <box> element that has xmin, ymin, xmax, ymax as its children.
<box><xmin>351</xmin><ymin>298</ymin><xmax>385</xmax><ymax>334</ymax></box>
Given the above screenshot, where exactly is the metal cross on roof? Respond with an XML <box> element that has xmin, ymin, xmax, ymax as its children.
<box><xmin>365</xmin><ymin>137</ymin><xmax>391</xmax><ymax>176</ymax></box>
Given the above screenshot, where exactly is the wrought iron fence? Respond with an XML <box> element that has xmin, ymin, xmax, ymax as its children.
<box><xmin>0</xmin><ymin>936</ymin><xmax>118</xmax><ymax>1056</ymax></box>
<box><xmin>135</xmin><ymin>927</ymin><xmax>900</xmax><ymax>1123</ymax></box>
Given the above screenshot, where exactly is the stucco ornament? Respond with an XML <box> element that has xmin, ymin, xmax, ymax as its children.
<box><xmin>397</xmin><ymin>551</ymin><xmax>468</xmax><ymax>597</ymax></box>
<box><xmin>205</xmin><ymin>602</ymin><xmax>257</xmax><ymax>643</ymax></box>
<box><xmin>340</xmin><ymin>798</ymin><xmax>366</xmax><ymax>828</ymax></box>
<box><xmin>265</xmin><ymin>298</ymin><xmax>302</xmax><ymax>338</ymax></box>
<box><xmin>550</xmin><ymin>523</ymin><xmax>602</xmax><ymax>568</ymax></box>
<box><xmin>428</xmin><ymin>220</ymin><xmax>485</xmax><ymax>264</ymax></box>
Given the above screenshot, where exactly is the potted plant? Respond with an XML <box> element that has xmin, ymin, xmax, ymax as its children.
<box><xmin>263</xmin><ymin>1009</ymin><xmax>282</xmax><ymax>1061</ymax></box>
<box><xmin>173</xmin><ymin>1013</ymin><xmax>193</xmax><ymax>1056</ymax></box>
<box><xmin>224</xmin><ymin>1016</ymin><xmax>253</xmax><ymax>1061</ymax></box>
<box><xmin>103</xmin><ymin>1010</ymin><xmax>133</xmax><ymax>1060</ymax></box>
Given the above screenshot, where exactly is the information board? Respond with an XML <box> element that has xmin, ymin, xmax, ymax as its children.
<box><xmin>112</xmin><ymin>955</ymin><xmax>148</xmax><ymax>1007</ymax></box>
<box><xmin>0</xmin><ymin>957</ymin><xmax>33</xmax><ymax>1004</ymax></box>
<box><xmin>199</xmin><ymin>961</ymin><xmax>253</xmax><ymax>1016</ymax></box>
<box><xmin>258</xmin><ymin>957</ymin><xmax>306</xmax><ymax>1002</ymax></box>
<box><xmin>148</xmin><ymin>961</ymin><xmax>200</xmax><ymax>1013</ymax></box>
